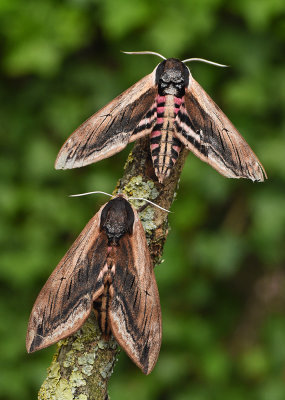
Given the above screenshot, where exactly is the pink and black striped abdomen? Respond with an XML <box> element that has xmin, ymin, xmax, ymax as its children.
<box><xmin>150</xmin><ymin>95</ymin><xmax>183</xmax><ymax>182</ymax></box>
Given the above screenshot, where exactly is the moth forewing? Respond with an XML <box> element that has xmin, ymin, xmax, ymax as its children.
<box><xmin>109</xmin><ymin>208</ymin><xmax>162</xmax><ymax>374</ymax></box>
<box><xmin>55</xmin><ymin>72</ymin><xmax>157</xmax><ymax>170</ymax></box>
<box><xmin>26</xmin><ymin>196</ymin><xmax>162</xmax><ymax>374</ymax></box>
<box><xmin>177</xmin><ymin>78</ymin><xmax>266</xmax><ymax>182</ymax></box>
<box><xmin>26</xmin><ymin>209</ymin><xmax>107</xmax><ymax>353</ymax></box>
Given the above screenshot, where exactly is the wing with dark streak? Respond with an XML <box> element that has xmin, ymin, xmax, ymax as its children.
<box><xmin>129</xmin><ymin>102</ymin><xmax>157</xmax><ymax>143</ymax></box>
<box><xmin>26</xmin><ymin>210</ymin><xmax>107</xmax><ymax>353</ymax></box>
<box><xmin>55</xmin><ymin>73</ymin><xmax>157</xmax><ymax>170</ymax></box>
<box><xmin>109</xmin><ymin>212</ymin><xmax>161</xmax><ymax>375</ymax></box>
<box><xmin>174</xmin><ymin>78</ymin><xmax>266</xmax><ymax>181</ymax></box>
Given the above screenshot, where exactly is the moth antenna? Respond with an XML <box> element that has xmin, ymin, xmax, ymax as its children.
<box><xmin>182</xmin><ymin>58</ymin><xmax>228</xmax><ymax>68</ymax></box>
<box><xmin>69</xmin><ymin>191</ymin><xmax>113</xmax><ymax>198</ymax></box>
<box><xmin>69</xmin><ymin>191</ymin><xmax>170</xmax><ymax>212</ymax></box>
<box><xmin>122</xmin><ymin>51</ymin><xmax>166</xmax><ymax>60</ymax></box>
<box><xmin>131</xmin><ymin>197</ymin><xmax>171</xmax><ymax>213</ymax></box>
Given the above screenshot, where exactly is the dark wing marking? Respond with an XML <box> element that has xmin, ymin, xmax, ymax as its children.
<box><xmin>26</xmin><ymin>209</ymin><xmax>108</xmax><ymax>353</ymax></box>
<box><xmin>55</xmin><ymin>73</ymin><xmax>157</xmax><ymax>170</ymax></box>
<box><xmin>109</xmin><ymin>209</ymin><xmax>161</xmax><ymax>375</ymax></box>
<box><xmin>175</xmin><ymin>78</ymin><xmax>266</xmax><ymax>181</ymax></box>
<box><xmin>129</xmin><ymin>102</ymin><xmax>157</xmax><ymax>142</ymax></box>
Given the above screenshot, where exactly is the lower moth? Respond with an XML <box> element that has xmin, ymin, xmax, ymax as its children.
<box><xmin>26</xmin><ymin>195</ymin><xmax>161</xmax><ymax>375</ymax></box>
<box><xmin>55</xmin><ymin>51</ymin><xmax>266</xmax><ymax>183</ymax></box>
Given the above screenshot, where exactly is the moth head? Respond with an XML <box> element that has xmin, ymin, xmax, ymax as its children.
<box><xmin>100</xmin><ymin>196</ymin><xmax>134</xmax><ymax>246</ymax></box>
<box><xmin>155</xmin><ymin>58</ymin><xmax>190</xmax><ymax>96</ymax></box>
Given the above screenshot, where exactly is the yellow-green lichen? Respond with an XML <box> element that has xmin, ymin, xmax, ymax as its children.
<box><xmin>81</xmin><ymin>364</ymin><xmax>93</xmax><ymax>376</ymax></box>
<box><xmin>39</xmin><ymin>368</ymin><xmax>71</xmax><ymax>400</ymax></box>
<box><xmin>63</xmin><ymin>350</ymin><xmax>75</xmax><ymax>368</ymax></box>
<box><xmin>76</xmin><ymin>395</ymin><xmax>88</xmax><ymax>400</ymax></box>
<box><xmin>99</xmin><ymin>361</ymin><xmax>114</xmax><ymax>380</ymax></box>
<box><xmin>118</xmin><ymin>176</ymin><xmax>159</xmax><ymax>235</ymax></box>
<box><xmin>78</xmin><ymin>353</ymin><xmax>96</xmax><ymax>376</ymax></box>
<box><xmin>139</xmin><ymin>207</ymin><xmax>156</xmax><ymax>234</ymax></box>
<box><xmin>71</xmin><ymin>341</ymin><xmax>85</xmax><ymax>352</ymax></box>
<box><xmin>77</xmin><ymin>319</ymin><xmax>100</xmax><ymax>341</ymax></box>
<box><xmin>58</xmin><ymin>338</ymin><xmax>70</xmax><ymax>347</ymax></box>
<box><xmin>39</xmin><ymin>363</ymin><xmax>60</xmax><ymax>398</ymax></box>
<box><xmin>78</xmin><ymin>353</ymin><xmax>96</xmax><ymax>366</ymax></box>
<box><xmin>97</xmin><ymin>339</ymin><xmax>109</xmax><ymax>350</ymax></box>
<box><xmin>55</xmin><ymin>380</ymin><xmax>73</xmax><ymax>400</ymax></box>
<box><xmin>48</xmin><ymin>360</ymin><xmax>61</xmax><ymax>379</ymax></box>
<box><xmin>69</xmin><ymin>370</ymin><xmax>86</xmax><ymax>391</ymax></box>
<box><xmin>121</xmin><ymin>176</ymin><xmax>158</xmax><ymax>200</ymax></box>
<box><xmin>124</xmin><ymin>152</ymin><xmax>134</xmax><ymax>169</ymax></box>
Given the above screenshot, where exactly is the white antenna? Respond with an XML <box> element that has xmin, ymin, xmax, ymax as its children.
<box><xmin>69</xmin><ymin>191</ymin><xmax>170</xmax><ymax>213</ymax></box>
<box><xmin>131</xmin><ymin>197</ymin><xmax>170</xmax><ymax>213</ymax></box>
<box><xmin>69</xmin><ymin>191</ymin><xmax>113</xmax><ymax>198</ymax></box>
<box><xmin>122</xmin><ymin>51</ymin><xmax>166</xmax><ymax>60</ymax></box>
<box><xmin>182</xmin><ymin>57</ymin><xmax>228</xmax><ymax>68</ymax></box>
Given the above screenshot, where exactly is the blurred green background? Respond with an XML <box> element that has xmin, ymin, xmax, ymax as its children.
<box><xmin>1</xmin><ymin>0</ymin><xmax>285</xmax><ymax>399</ymax></box>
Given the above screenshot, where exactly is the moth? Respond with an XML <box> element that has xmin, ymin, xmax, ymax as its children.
<box><xmin>55</xmin><ymin>51</ymin><xmax>266</xmax><ymax>183</ymax></box>
<box><xmin>26</xmin><ymin>195</ymin><xmax>162</xmax><ymax>375</ymax></box>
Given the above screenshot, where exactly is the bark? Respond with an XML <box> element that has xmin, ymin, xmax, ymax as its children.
<box><xmin>38</xmin><ymin>138</ymin><xmax>188</xmax><ymax>400</ymax></box>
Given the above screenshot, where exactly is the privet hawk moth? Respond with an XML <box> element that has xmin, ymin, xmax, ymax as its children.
<box><xmin>26</xmin><ymin>195</ymin><xmax>161</xmax><ymax>374</ymax></box>
<box><xmin>55</xmin><ymin>52</ymin><xmax>266</xmax><ymax>183</ymax></box>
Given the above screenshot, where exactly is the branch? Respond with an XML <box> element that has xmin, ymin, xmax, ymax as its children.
<box><xmin>38</xmin><ymin>138</ymin><xmax>188</xmax><ymax>400</ymax></box>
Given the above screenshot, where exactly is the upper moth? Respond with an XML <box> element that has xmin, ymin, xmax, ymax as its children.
<box><xmin>55</xmin><ymin>52</ymin><xmax>266</xmax><ymax>183</ymax></box>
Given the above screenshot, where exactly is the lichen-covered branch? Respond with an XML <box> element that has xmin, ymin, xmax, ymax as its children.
<box><xmin>38</xmin><ymin>138</ymin><xmax>188</xmax><ymax>400</ymax></box>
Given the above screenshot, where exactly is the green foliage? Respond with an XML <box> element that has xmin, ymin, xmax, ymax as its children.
<box><xmin>0</xmin><ymin>0</ymin><xmax>284</xmax><ymax>399</ymax></box>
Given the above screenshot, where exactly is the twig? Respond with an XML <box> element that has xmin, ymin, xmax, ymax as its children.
<box><xmin>38</xmin><ymin>138</ymin><xmax>188</xmax><ymax>399</ymax></box>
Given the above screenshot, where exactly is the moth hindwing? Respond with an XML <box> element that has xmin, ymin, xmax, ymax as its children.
<box><xmin>55</xmin><ymin>57</ymin><xmax>266</xmax><ymax>183</ymax></box>
<box><xmin>26</xmin><ymin>195</ymin><xmax>162</xmax><ymax>375</ymax></box>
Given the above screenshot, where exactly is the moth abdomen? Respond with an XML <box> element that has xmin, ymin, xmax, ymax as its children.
<box><xmin>93</xmin><ymin>284</ymin><xmax>112</xmax><ymax>340</ymax></box>
<box><xmin>150</xmin><ymin>94</ymin><xmax>184</xmax><ymax>182</ymax></box>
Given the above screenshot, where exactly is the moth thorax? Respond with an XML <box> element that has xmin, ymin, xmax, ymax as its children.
<box><xmin>102</xmin><ymin>220</ymin><xmax>128</xmax><ymax>246</ymax></box>
<box><xmin>156</xmin><ymin>59</ymin><xmax>189</xmax><ymax>97</ymax></box>
<box><xmin>158</xmin><ymin>69</ymin><xmax>185</xmax><ymax>97</ymax></box>
<box><xmin>100</xmin><ymin>197</ymin><xmax>135</xmax><ymax>245</ymax></box>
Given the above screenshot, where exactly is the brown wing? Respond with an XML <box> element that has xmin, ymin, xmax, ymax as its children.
<box><xmin>175</xmin><ymin>78</ymin><xmax>266</xmax><ymax>181</ymax></box>
<box><xmin>109</xmin><ymin>209</ymin><xmax>162</xmax><ymax>375</ymax></box>
<box><xmin>55</xmin><ymin>72</ymin><xmax>157</xmax><ymax>170</ymax></box>
<box><xmin>26</xmin><ymin>208</ymin><xmax>108</xmax><ymax>353</ymax></box>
